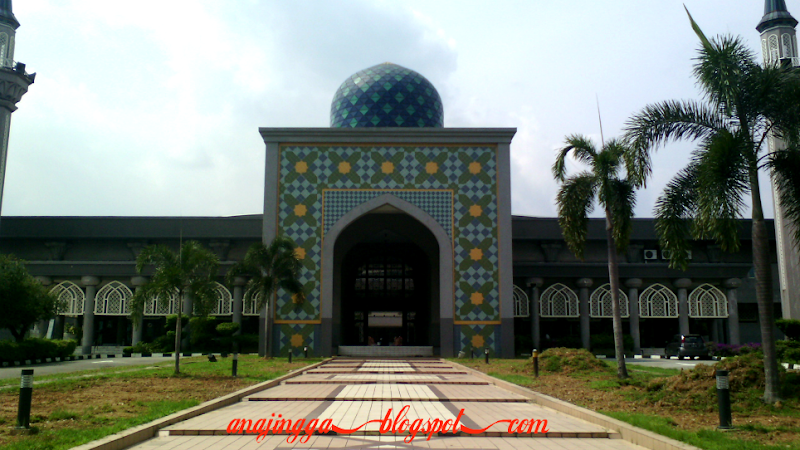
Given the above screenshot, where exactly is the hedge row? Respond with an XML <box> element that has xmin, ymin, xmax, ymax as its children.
<box><xmin>0</xmin><ymin>338</ymin><xmax>78</xmax><ymax>362</ymax></box>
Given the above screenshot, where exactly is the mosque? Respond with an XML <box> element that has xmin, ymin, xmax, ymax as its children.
<box><xmin>0</xmin><ymin>1</ymin><xmax>797</xmax><ymax>358</ymax></box>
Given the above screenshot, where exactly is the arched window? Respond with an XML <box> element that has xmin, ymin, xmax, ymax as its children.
<box><xmin>353</xmin><ymin>255</ymin><xmax>415</xmax><ymax>298</ymax></box>
<box><xmin>513</xmin><ymin>285</ymin><xmax>529</xmax><ymax>317</ymax></box>
<box><xmin>638</xmin><ymin>283</ymin><xmax>678</xmax><ymax>318</ymax></box>
<box><xmin>50</xmin><ymin>281</ymin><xmax>85</xmax><ymax>316</ymax></box>
<box><xmin>770</xmin><ymin>34</ymin><xmax>780</xmax><ymax>64</ymax></box>
<box><xmin>782</xmin><ymin>33</ymin><xmax>794</xmax><ymax>59</ymax></box>
<box><xmin>540</xmin><ymin>283</ymin><xmax>579</xmax><ymax>317</ymax></box>
<box><xmin>212</xmin><ymin>282</ymin><xmax>233</xmax><ymax>315</ymax></box>
<box><xmin>95</xmin><ymin>281</ymin><xmax>133</xmax><ymax>315</ymax></box>
<box><xmin>763</xmin><ymin>38</ymin><xmax>769</xmax><ymax>64</ymax></box>
<box><xmin>0</xmin><ymin>33</ymin><xmax>7</xmax><ymax>67</ymax></box>
<box><xmin>689</xmin><ymin>284</ymin><xmax>728</xmax><ymax>318</ymax></box>
<box><xmin>243</xmin><ymin>290</ymin><xmax>263</xmax><ymax>316</ymax></box>
<box><xmin>589</xmin><ymin>283</ymin><xmax>629</xmax><ymax>318</ymax></box>
<box><xmin>143</xmin><ymin>289</ymin><xmax>178</xmax><ymax>316</ymax></box>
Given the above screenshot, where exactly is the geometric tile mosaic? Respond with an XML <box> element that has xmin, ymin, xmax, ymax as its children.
<box><xmin>277</xmin><ymin>144</ymin><xmax>500</xmax><ymax>333</ymax></box>
<box><xmin>323</xmin><ymin>190</ymin><xmax>453</xmax><ymax>239</ymax></box>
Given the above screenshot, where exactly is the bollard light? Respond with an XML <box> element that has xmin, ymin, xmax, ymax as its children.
<box><xmin>484</xmin><ymin>348</ymin><xmax>490</xmax><ymax>364</ymax></box>
<box><xmin>288</xmin><ymin>350</ymin><xmax>292</xmax><ymax>363</ymax></box>
<box><xmin>532</xmin><ymin>349</ymin><xmax>540</xmax><ymax>378</ymax></box>
<box><xmin>470</xmin><ymin>349</ymin><xmax>474</xmax><ymax>359</ymax></box>
<box><xmin>304</xmin><ymin>346</ymin><xmax>309</xmax><ymax>358</ymax></box>
<box><xmin>17</xmin><ymin>369</ymin><xmax>33</xmax><ymax>430</ymax></box>
<box><xmin>716</xmin><ymin>370</ymin><xmax>733</xmax><ymax>429</ymax></box>
<box><xmin>232</xmin><ymin>353</ymin><xmax>238</xmax><ymax>377</ymax></box>
<box><xmin>458</xmin><ymin>350</ymin><xmax>465</xmax><ymax>358</ymax></box>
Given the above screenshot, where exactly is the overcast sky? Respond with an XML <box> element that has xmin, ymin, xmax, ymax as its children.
<box><xmin>2</xmin><ymin>0</ymin><xmax>786</xmax><ymax>219</ymax></box>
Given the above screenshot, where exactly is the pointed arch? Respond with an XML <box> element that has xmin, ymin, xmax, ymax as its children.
<box><xmin>539</xmin><ymin>283</ymin><xmax>579</xmax><ymax>317</ymax></box>
<box><xmin>639</xmin><ymin>283</ymin><xmax>678</xmax><ymax>318</ymax></box>
<box><xmin>321</xmin><ymin>193</ymin><xmax>454</xmax><ymax>356</ymax></box>
<box><xmin>95</xmin><ymin>281</ymin><xmax>133</xmax><ymax>315</ymax></box>
<box><xmin>211</xmin><ymin>282</ymin><xmax>233</xmax><ymax>315</ymax></box>
<box><xmin>513</xmin><ymin>285</ymin><xmax>529</xmax><ymax>317</ymax></box>
<box><xmin>50</xmin><ymin>281</ymin><xmax>85</xmax><ymax>316</ymax></box>
<box><xmin>689</xmin><ymin>284</ymin><xmax>728</xmax><ymax>318</ymax></box>
<box><xmin>589</xmin><ymin>283</ymin><xmax>629</xmax><ymax>318</ymax></box>
<box><xmin>144</xmin><ymin>289</ymin><xmax>178</xmax><ymax>316</ymax></box>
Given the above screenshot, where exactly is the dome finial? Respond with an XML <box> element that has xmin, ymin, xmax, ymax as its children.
<box><xmin>758</xmin><ymin>0</ymin><xmax>797</xmax><ymax>32</ymax></box>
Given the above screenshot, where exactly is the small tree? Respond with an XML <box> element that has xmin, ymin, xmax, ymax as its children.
<box><xmin>130</xmin><ymin>241</ymin><xmax>219</xmax><ymax>375</ymax></box>
<box><xmin>0</xmin><ymin>255</ymin><xmax>62</xmax><ymax>342</ymax></box>
<box><xmin>226</xmin><ymin>236</ymin><xmax>305</xmax><ymax>357</ymax></box>
<box><xmin>553</xmin><ymin>136</ymin><xmax>640</xmax><ymax>379</ymax></box>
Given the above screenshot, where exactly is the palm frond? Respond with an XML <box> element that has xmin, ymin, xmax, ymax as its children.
<box><xmin>655</xmin><ymin>165</ymin><xmax>699</xmax><ymax>270</ymax></box>
<box><xmin>602</xmin><ymin>178</ymin><xmax>636</xmax><ymax>253</ymax></box>
<box><xmin>767</xmin><ymin>147</ymin><xmax>800</xmax><ymax>250</ymax></box>
<box><xmin>691</xmin><ymin>130</ymin><xmax>748</xmax><ymax>251</ymax></box>
<box><xmin>553</xmin><ymin>135</ymin><xmax>597</xmax><ymax>181</ymax></box>
<box><xmin>684</xmin><ymin>6</ymin><xmax>713</xmax><ymax>51</ymax></box>
<box><xmin>556</xmin><ymin>172</ymin><xmax>598</xmax><ymax>259</ymax></box>
<box><xmin>624</xmin><ymin>100</ymin><xmax>725</xmax><ymax>153</ymax></box>
<box><xmin>694</xmin><ymin>35</ymin><xmax>756</xmax><ymax>115</ymax></box>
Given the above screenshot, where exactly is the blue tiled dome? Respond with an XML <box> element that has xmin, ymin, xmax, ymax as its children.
<box><xmin>330</xmin><ymin>63</ymin><xmax>443</xmax><ymax>128</ymax></box>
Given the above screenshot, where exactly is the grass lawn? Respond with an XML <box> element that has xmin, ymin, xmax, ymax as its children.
<box><xmin>454</xmin><ymin>355</ymin><xmax>800</xmax><ymax>450</ymax></box>
<box><xmin>0</xmin><ymin>355</ymin><xmax>323</xmax><ymax>450</ymax></box>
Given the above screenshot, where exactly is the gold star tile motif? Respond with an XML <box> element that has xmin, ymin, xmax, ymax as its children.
<box><xmin>470</xmin><ymin>292</ymin><xmax>484</xmax><ymax>305</ymax></box>
<box><xmin>469</xmin><ymin>205</ymin><xmax>482</xmax><ymax>217</ymax></box>
<box><xmin>338</xmin><ymin>161</ymin><xmax>351</xmax><ymax>174</ymax></box>
<box><xmin>471</xmin><ymin>335</ymin><xmax>485</xmax><ymax>349</ymax></box>
<box><xmin>381</xmin><ymin>161</ymin><xmax>394</xmax><ymax>174</ymax></box>
<box><xmin>294</xmin><ymin>204</ymin><xmax>307</xmax><ymax>217</ymax></box>
<box><xmin>425</xmin><ymin>161</ymin><xmax>438</xmax><ymax>174</ymax></box>
<box><xmin>470</xmin><ymin>248</ymin><xmax>483</xmax><ymax>261</ymax></box>
<box><xmin>469</xmin><ymin>161</ymin><xmax>481</xmax><ymax>174</ymax></box>
<box><xmin>290</xmin><ymin>333</ymin><xmax>304</xmax><ymax>348</ymax></box>
<box><xmin>294</xmin><ymin>247</ymin><xmax>306</xmax><ymax>260</ymax></box>
<box><xmin>295</xmin><ymin>161</ymin><xmax>308</xmax><ymax>174</ymax></box>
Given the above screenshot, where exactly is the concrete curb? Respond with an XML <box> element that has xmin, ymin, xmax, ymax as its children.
<box><xmin>69</xmin><ymin>357</ymin><xmax>331</xmax><ymax>450</ymax></box>
<box><xmin>1</xmin><ymin>353</ymin><xmax>267</xmax><ymax>367</ymax></box>
<box><xmin>449</xmin><ymin>359</ymin><xmax>702</xmax><ymax>450</ymax></box>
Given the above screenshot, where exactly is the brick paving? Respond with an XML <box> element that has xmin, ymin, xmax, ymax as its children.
<box><xmin>127</xmin><ymin>358</ymin><xmax>651</xmax><ymax>449</ymax></box>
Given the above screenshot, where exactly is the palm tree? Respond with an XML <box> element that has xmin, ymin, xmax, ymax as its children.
<box><xmin>553</xmin><ymin>135</ymin><xmax>638</xmax><ymax>379</ymax></box>
<box><xmin>130</xmin><ymin>241</ymin><xmax>219</xmax><ymax>375</ymax></box>
<box><xmin>624</xmin><ymin>11</ymin><xmax>800</xmax><ymax>403</ymax></box>
<box><xmin>226</xmin><ymin>236</ymin><xmax>305</xmax><ymax>357</ymax></box>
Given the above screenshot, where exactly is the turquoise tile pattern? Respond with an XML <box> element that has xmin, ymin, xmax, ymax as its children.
<box><xmin>330</xmin><ymin>63</ymin><xmax>444</xmax><ymax>128</ymax></box>
<box><xmin>277</xmin><ymin>144</ymin><xmax>499</xmax><ymax>352</ymax></box>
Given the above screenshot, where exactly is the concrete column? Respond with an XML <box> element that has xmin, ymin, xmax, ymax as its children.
<box><xmin>724</xmin><ymin>278</ymin><xmax>741</xmax><ymax>345</ymax></box>
<box><xmin>626</xmin><ymin>278</ymin><xmax>643</xmax><ymax>354</ymax></box>
<box><xmin>577</xmin><ymin>278</ymin><xmax>593</xmax><ymax>350</ymax></box>
<box><xmin>131</xmin><ymin>276</ymin><xmax>147</xmax><ymax>345</ymax></box>
<box><xmin>81</xmin><ymin>276</ymin><xmax>99</xmax><ymax>355</ymax></box>
<box><xmin>527</xmin><ymin>278</ymin><xmax>543</xmax><ymax>351</ymax></box>
<box><xmin>675</xmin><ymin>278</ymin><xmax>692</xmax><ymax>336</ymax></box>
<box><xmin>232</xmin><ymin>277</ymin><xmax>246</xmax><ymax>336</ymax></box>
<box><xmin>35</xmin><ymin>276</ymin><xmax>53</xmax><ymax>338</ymax></box>
<box><xmin>181</xmin><ymin>292</ymin><xmax>193</xmax><ymax>350</ymax></box>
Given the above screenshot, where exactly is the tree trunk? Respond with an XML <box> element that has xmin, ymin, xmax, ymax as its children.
<box><xmin>605</xmin><ymin>207</ymin><xmax>628</xmax><ymax>379</ymax></box>
<box><xmin>750</xmin><ymin>171</ymin><xmax>781</xmax><ymax>403</ymax></box>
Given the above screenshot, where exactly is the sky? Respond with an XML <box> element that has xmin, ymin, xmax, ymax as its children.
<box><xmin>1</xmin><ymin>0</ymin><xmax>787</xmax><ymax>219</ymax></box>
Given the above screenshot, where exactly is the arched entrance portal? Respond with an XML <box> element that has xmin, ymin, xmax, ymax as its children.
<box><xmin>320</xmin><ymin>194</ymin><xmax>454</xmax><ymax>357</ymax></box>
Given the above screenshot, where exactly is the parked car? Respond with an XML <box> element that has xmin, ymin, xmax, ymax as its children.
<box><xmin>665</xmin><ymin>334</ymin><xmax>710</xmax><ymax>359</ymax></box>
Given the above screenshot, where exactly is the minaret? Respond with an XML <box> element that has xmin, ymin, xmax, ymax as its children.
<box><xmin>758</xmin><ymin>0</ymin><xmax>800</xmax><ymax>321</ymax></box>
<box><xmin>0</xmin><ymin>0</ymin><xmax>34</xmax><ymax>222</ymax></box>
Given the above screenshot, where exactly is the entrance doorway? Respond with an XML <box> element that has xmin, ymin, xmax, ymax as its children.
<box><xmin>341</xmin><ymin>243</ymin><xmax>430</xmax><ymax>346</ymax></box>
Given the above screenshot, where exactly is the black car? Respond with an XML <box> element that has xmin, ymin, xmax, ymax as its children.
<box><xmin>665</xmin><ymin>334</ymin><xmax>710</xmax><ymax>359</ymax></box>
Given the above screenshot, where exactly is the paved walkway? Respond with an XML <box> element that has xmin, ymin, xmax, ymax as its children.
<box><xmin>128</xmin><ymin>359</ymin><xmax>651</xmax><ymax>449</ymax></box>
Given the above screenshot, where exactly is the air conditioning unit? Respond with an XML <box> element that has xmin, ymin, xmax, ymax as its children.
<box><xmin>643</xmin><ymin>249</ymin><xmax>658</xmax><ymax>260</ymax></box>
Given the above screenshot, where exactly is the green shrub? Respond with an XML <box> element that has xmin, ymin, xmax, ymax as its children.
<box><xmin>216</xmin><ymin>322</ymin><xmax>240</xmax><ymax>336</ymax></box>
<box><xmin>235</xmin><ymin>334</ymin><xmax>259</xmax><ymax>353</ymax></box>
<box><xmin>188</xmin><ymin>316</ymin><xmax>218</xmax><ymax>350</ymax></box>
<box><xmin>149</xmin><ymin>333</ymin><xmax>174</xmax><ymax>353</ymax></box>
<box><xmin>777</xmin><ymin>339</ymin><xmax>800</xmax><ymax>364</ymax></box>
<box><xmin>123</xmin><ymin>342</ymin><xmax>152</xmax><ymax>355</ymax></box>
<box><xmin>0</xmin><ymin>338</ymin><xmax>77</xmax><ymax>361</ymax></box>
<box><xmin>776</xmin><ymin>319</ymin><xmax>800</xmax><ymax>341</ymax></box>
<box><xmin>164</xmin><ymin>314</ymin><xmax>189</xmax><ymax>332</ymax></box>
